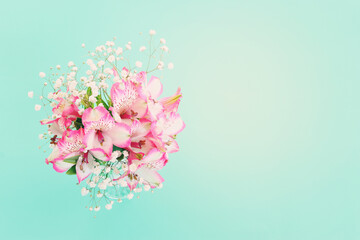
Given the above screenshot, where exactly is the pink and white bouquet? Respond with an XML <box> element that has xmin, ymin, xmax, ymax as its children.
<box><xmin>30</xmin><ymin>30</ymin><xmax>185</xmax><ymax>211</ymax></box>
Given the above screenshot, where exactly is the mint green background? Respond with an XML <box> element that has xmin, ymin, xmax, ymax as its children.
<box><xmin>1</xmin><ymin>0</ymin><xmax>360</xmax><ymax>239</ymax></box>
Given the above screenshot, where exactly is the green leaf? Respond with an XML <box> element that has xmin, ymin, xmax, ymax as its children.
<box><xmin>63</xmin><ymin>155</ymin><xmax>80</xmax><ymax>164</ymax></box>
<box><xmin>66</xmin><ymin>165</ymin><xmax>76</xmax><ymax>175</ymax></box>
<box><xmin>86</xmin><ymin>87</ymin><xmax>92</xmax><ymax>96</ymax></box>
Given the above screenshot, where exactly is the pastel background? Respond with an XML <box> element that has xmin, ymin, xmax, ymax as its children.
<box><xmin>1</xmin><ymin>0</ymin><xmax>360</xmax><ymax>239</ymax></box>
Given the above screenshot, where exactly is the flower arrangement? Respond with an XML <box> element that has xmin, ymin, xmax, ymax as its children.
<box><xmin>29</xmin><ymin>30</ymin><xmax>185</xmax><ymax>212</ymax></box>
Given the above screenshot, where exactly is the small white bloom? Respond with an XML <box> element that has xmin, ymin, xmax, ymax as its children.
<box><xmin>158</xmin><ymin>183</ymin><xmax>163</xmax><ymax>189</ymax></box>
<box><xmin>78</xmin><ymin>109</ymin><xmax>84</xmax><ymax>115</ymax></box>
<box><xmin>117</xmin><ymin>198</ymin><xmax>122</xmax><ymax>203</ymax></box>
<box><xmin>68</xmin><ymin>61</ymin><xmax>74</xmax><ymax>67</ymax></box>
<box><xmin>56</xmin><ymin>65</ymin><xmax>61</xmax><ymax>70</ymax></box>
<box><xmin>39</xmin><ymin>72</ymin><xmax>46</xmax><ymax>78</ymax></box>
<box><xmin>35</xmin><ymin>104</ymin><xmax>41</xmax><ymax>111</ymax></box>
<box><xmin>160</xmin><ymin>38</ymin><xmax>166</xmax><ymax>44</ymax></box>
<box><xmin>98</xmin><ymin>182</ymin><xmax>107</xmax><ymax>190</ymax></box>
<box><xmin>97</xmin><ymin>192</ymin><xmax>103</xmax><ymax>198</ymax></box>
<box><xmin>38</xmin><ymin>134</ymin><xmax>44</xmax><ymax>140</ymax></box>
<box><xmin>125</xmin><ymin>44</ymin><xmax>131</xmax><ymax>50</ymax></box>
<box><xmin>97</xmin><ymin>60</ymin><xmax>105</xmax><ymax>67</ymax></box>
<box><xmin>161</xmin><ymin>46</ymin><xmax>169</xmax><ymax>52</ymax></box>
<box><xmin>89</xmin><ymin>182</ymin><xmax>96</xmax><ymax>188</ymax></box>
<box><xmin>157</xmin><ymin>61</ymin><xmax>164</xmax><ymax>70</ymax></box>
<box><xmin>75</xmin><ymin>99</ymin><xmax>81</xmax><ymax>106</ymax></box>
<box><xmin>105</xmin><ymin>166</ymin><xmax>111</xmax><ymax>173</ymax></box>
<box><xmin>149</xmin><ymin>29</ymin><xmax>156</xmax><ymax>35</ymax></box>
<box><xmin>89</xmin><ymin>207</ymin><xmax>93</xmax><ymax>211</ymax></box>
<box><xmin>81</xmin><ymin>187</ymin><xmax>89</xmax><ymax>196</ymax></box>
<box><xmin>89</xmin><ymin>96</ymin><xmax>97</xmax><ymax>103</ymax></box>
<box><xmin>139</xmin><ymin>46</ymin><xmax>146</xmax><ymax>52</ymax></box>
<box><xmin>28</xmin><ymin>91</ymin><xmax>34</xmax><ymax>98</ymax></box>
<box><xmin>105</xmin><ymin>204</ymin><xmax>112</xmax><ymax>210</ymax></box>
<box><xmin>144</xmin><ymin>185</ymin><xmax>150</xmax><ymax>191</ymax></box>
<box><xmin>44</xmin><ymin>82</ymin><xmax>48</xmax><ymax>86</ymax></box>
<box><xmin>168</xmin><ymin>62</ymin><xmax>174</xmax><ymax>70</ymax></box>
<box><xmin>116</xmin><ymin>47</ymin><xmax>123</xmax><ymax>55</ymax></box>
<box><xmin>127</xmin><ymin>193</ymin><xmax>134</xmax><ymax>200</ymax></box>
<box><xmin>123</xmin><ymin>151</ymin><xmax>129</xmax><ymax>158</ymax></box>
<box><xmin>108</xmin><ymin>55</ymin><xmax>115</xmax><ymax>62</ymax></box>
<box><xmin>39</xmin><ymin>96</ymin><xmax>43</xmax><ymax>100</ymax></box>
<box><xmin>81</xmin><ymin>43</ymin><xmax>85</xmax><ymax>48</ymax></box>
<box><xmin>135</xmin><ymin>61</ymin><xmax>142</xmax><ymax>68</ymax></box>
<box><xmin>94</xmin><ymin>206</ymin><xmax>100</xmax><ymax>211</ymax></box>
<box><xmin>86</xmin><ymin>70</ymin><xmax>92</xmax><ymax>75</ymax></box>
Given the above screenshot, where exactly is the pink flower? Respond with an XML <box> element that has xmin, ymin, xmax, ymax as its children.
<box><xmin>159</xmin><ymin>87</ymin><xmax>182</xmax><ymax>113</ymax></box>
<box><xmin>82</xmin><ymin>105</ymin><xmax>131</xmax><ymax>160</ymax></box>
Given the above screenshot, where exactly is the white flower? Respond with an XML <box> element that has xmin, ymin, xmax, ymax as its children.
<box><xmin>105</xmin><ymin>204</ymin><xmax>112</xmax><ymax>210</ymax></box>
<box><xmin>78</xmin><ymin>109</ymin><xmax>84</xmax><ymax>115</ymax></box>
<box><xmin>89</xmin><ymin>182</ymin><xmax>96</xmax><ymax>188</ymax></box>
<box><xmin>89</xmin><ymin>96</ymin><xmax>97</xmax><ymax>103</ymax></box>
<box><xmin>72</xmin><ymin>67</ymin><xmax>78</xmax><ymax>72</ymax></box>
<box><xmin>139</xmin><ymin>46</ymin><xmax>146</xmax><ymax>52</ymax></box>
<box><xmin>117</xmin><ymin>198</ymin><xmax>122</xmax><ymax>203</ymax></box>
<box><xmin>44</xmin><ymin>82</ymin><xmax>48</xmax><ymax>86</ymax></box>
<box><xmin>38</xmin><ymin>134</ymin><xmax>44</xmax><ymax>140</ymax></box>
<box><xmin>105</xmin><ymin>166</ymin><xmax>111</xmax><ymax>173</ymax></box>
<box><xmin>161</xmin><ymin>46</ymin><xmax>169</xmax><ymax>52</ymax></box>
<box><xmin>135</xmin><ymin>61</ymin><xmax>142</xmax><ymax>68</ymax></box>
<box><xmin>125</xmin><ymin>44</ymin><xmax>131</xmax><ymax>50</ymax></box>
<box><xmin>144</xmin><ymin>185</ymin><xmax>150</xmax><ymax>191</ymax></box>
<box><xmin>158</xmin><ymin>183</ymin><xmax>163</xmax><ymax>189</ymax></box>
<box><xmin>168</xmin><ymin>62</ymin><xmax>174</xmax><ymax>70</ymax></box>
<box><xmin>123</xmin><ymin>151</ymin><xmax>129</xmax><ymax>158</ymax></box>
<box><xmin>86</xmin><ymin>70</ymin><xmax>92</xmax><ymax>75</ymax></box>
<box><xmin>96</xmin><ymin>192</ymin><xmax>103</xmax><ymax>198</ymax></box>
<box><xmin>115</xmin><ymin>47</ymin><xmax>123</xmax><ymax>55</ymax></box>
<box><xmin>127</xmin><ymin>193</ymin><xmax>134</xmax><ymax>200</ymax></box>
<box><xmin>68</xmin><ymin>61</ymin><xmax>74</xmax><ymax>67</ymax></box>
<box><xmin>108</xmin><ymin>55</ymin><xmax>115</xmax><ymax>62</ymax></box>
<box><xmin>39</xmin><ymin>96</ymin><xmax>43</xmax><ymax>100</ymax></box>
<box><xmin>98</xmin><ymin>182</ymin><xmax>107</xmax><ymax>190</ymax></box>
<box><xmin>94</xmin><ymin>206</ymin><xmax>100</xmax><ymax>211</ymax></box>
<box><xmin>149</xmin><ymin>29</ymin><xmax>156</xmax><ymax>35</ymax></box>
<box><xmin>89</xmin><ymin>207</ymin><xmax>93</xmax><ymax>211</ymax></box>
<box><xmin>28</xmin><ymin>91</ymin><xmax>34</xmax><ymax>98</ymax></box>
<box><xmin>157</xmin><ymin>61</ymin><xmax>164</xmax><ymax>70</ymax></box>
<box><xmin>160</xmin><ymin>38</ymin><xmax>166</xmax><ymax>44</ymax></box>
<box><xmin>81</xmin><ymin>43</ymin><xmax>85</xmax><ymax>48</ymax></box>
<box><xmin>97</xmin><ymin>60</ymin><xmax>105</xmax><ymax>67</ymax></box>
<box><xmin>56</xmin><ymin>65</ymin><xmax>61</xmax><ymax>70</ymax></box>
<box><xmin>39</xmin><ymin>72</ymin><xmax>46</xmax><ymax>78</ymax></box>
<box><xmin>35</xmin><ymin>104</ymin><xmax>41</xmax><ymax>111</ymax></box>
<box><xmin>81</xmin><ymin>187</ymin><xmax>89</xmax><ymax>196</ymax></box>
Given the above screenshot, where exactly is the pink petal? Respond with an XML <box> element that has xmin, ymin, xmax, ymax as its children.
<box><xmin>76</xmin><ymin>154</ymin><xmax>95</xmax><ymax>183</ymax></box>
<box><xmin>53</xmin><ymin>160</ymin><xmax>74</xmax><ymax>173</ymax></box>
<box><xmin>136</xmin><ymin>167</ymin><xmax>164</xmax><ymax>187</ymax></box>
<box><xmin>104</xmin><ymin>123</ymin><xmax>131</xmax><ymax>148</ymax></box>
<box><xmin>147</xmin><ymin>76</ymin><xmax>163</xmax><ymax>99</ymax></box>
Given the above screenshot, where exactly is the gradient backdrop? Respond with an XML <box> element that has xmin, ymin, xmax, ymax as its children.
<box><xmin>1</xmin><ymin>0</ymin><xmax>360</xmax><ymax>239</ymax></box>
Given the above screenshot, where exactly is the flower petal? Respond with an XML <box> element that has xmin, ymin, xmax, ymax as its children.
<box><xmin>147</xmin><ymin>76</ymin><xmax>163</xmax><ymax>99</ymax></box>
<box><xmin>136</xmin><ymin>167</ymin><xmax>164</xmax><ymax>187</ymax></box>
<box><xmin>104</xmin><ymin>123</ymin><xmax>131</xmax><ymax>148</ymax></box>
<box><xmin>76</xmin><ymin>154</ymin><xmax>95</xmax><ymax>183</ymax></box>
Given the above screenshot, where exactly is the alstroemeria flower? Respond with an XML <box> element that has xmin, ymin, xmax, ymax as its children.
<box><xmin>159</xmin><ymin>87</ymin><xmax>182</xmax><ymax>113</ymax></box>
<box><xmin>82</xmin><ymin>105</ymin><xmax>131</xmax><ymax>160</ymax></box>
<box><xmin>48</xmin><ymin>128</ymin><xmax>99</xmax><ymax>183</ymax></box>
<box><xmin>132</xmin><ymin>149</ymin><xmax>166</xmax><ymax>188</ymax></box>
<box><xmin>110</xmin><ymin>79</ymin><xmax>147</xmax><ymax>121</ymax></box>
<box><xmin>53</xmin><ymin>95</ymin><xmax>81</xmax><ymax>119</ymax></box>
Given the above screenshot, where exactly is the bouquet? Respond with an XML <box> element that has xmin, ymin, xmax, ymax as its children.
<box><xmin>29</xmin><ymin>30</ymin><xmax>185</xmax><ymax>212</ymax></box>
